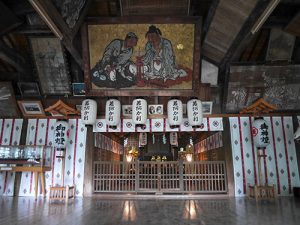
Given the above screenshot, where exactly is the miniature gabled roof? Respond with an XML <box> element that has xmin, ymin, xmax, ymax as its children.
<box><xmin>240</xmin><ymin>98</ymin><xmax>277</xmax><ymax>114</ymax></box>
<box><xmin>45</xmin><ymin>100</ymin><xmax>80</xmax><ymax>116</ymax></box>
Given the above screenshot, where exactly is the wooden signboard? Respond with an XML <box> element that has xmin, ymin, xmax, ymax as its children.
<box><xmin>225</xmin><ymin>64</ymin><xmax>300</xmax><ymax>113</ymax></box>
<box><xmin>30</xmin><ymin>37</ymin><xmax>71</xmax><ymax>95</ymax></box>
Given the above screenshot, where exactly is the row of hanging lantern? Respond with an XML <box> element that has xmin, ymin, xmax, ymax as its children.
<box><xmin>80</xmin><ymin>97</ymin><xmax>204</xmax><ymax>128</ymax></box>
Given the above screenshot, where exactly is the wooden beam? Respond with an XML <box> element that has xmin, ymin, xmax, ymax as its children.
<box><xmin>201</xmin><ymin>0</ymin><xmax>219</xmax><ymax>44</ymax></box>
<box><xmin>219</xmin><ymin>0</ymin><xmax>271</xmax><ymax>71</ymax></box>
<box><xmin>28</xmin><ymin>0</ymin><xmax>71</xmax><ymax>40</ymax></box>
<box><xmin>285</xmin><ymin>11</ymin><xmax>300</xmax><ymax>37</ymax></box>
<box><xmin>219</xmin><ymin>1</ymin><xmax>274</xmax><ymax>114</ymax></box>
<box><xmin>0</xmin><ymin>1</ymin><xmax>23</xmax><ymax>36</ymax></box>
<box><xmin>8</xmin><ymin>1</ymin><xmax>35</xmax><ymax>16</ymax></box>
<box><xmin>28</xmin><ymin>0</ymin><xmax>83</xmax><ymax>69</ymax></box>
<box><xmin>14</xmin><ymin>25</ymin><xmax>52</xmax><ymax>34</ymax></box>
<box><xmin>0</xmin><ymin>40</ymin><xmax>26</xmax><ymax>73</ymax></box>
<box><xmin>70</xmin><ymin>0</ymin><xmax>93</xmax><ymax>39</ymax></box>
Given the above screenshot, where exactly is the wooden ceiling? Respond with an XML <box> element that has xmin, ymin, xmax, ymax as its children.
<box><xmin>202</xmin><ymin>0</ymin><xmax>259</xmax><ymax>64</ymax></box>
<box><xmin>0</xmin><ymin>0</ymin><xmax>300</xmax><ymax>114</ymax></box>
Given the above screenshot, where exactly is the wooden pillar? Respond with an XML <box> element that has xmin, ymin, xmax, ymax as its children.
<box><xmin>223</xmin><ymin>118</ymin><xmax>235</xmax><ymax>196</ymax></box>
<box><xmin>292</xmin><ymin>116</ymin><xmax>300</xmax><ymax>179</ymax></box>
<box><xmin>83</xmin><ymin>126</ymin><xmax>94</xmax><ymax>196</ymax></box>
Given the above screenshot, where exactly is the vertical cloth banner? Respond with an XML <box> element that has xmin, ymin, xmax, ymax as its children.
<box><xmin>0</xmin><ymin>119</ymin><xmax>23</xmax><ymax>196</ymax></box>
<box><xmin>229</xmin><ymin>116</ymin><xmax>300</xmax><ymax>196</ymax></box>
<box><xmin>19</xmin><ymin>119</ymin><xmax>87</xmax><ymax>197</ymax></box>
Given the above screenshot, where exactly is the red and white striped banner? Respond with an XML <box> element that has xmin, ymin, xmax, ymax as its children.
<box><xmin>0</xmin><ymin>119</ymin><xmax>23</xmax><ymax>196</ymax></box>
<box><xmin>93</xmin><ymin>118</ymin><xmax>223</xmax><ymax>132</ymax></box>
<box><xmin>229</xmin><ymin>116</ymin><xmax>300</xmax><ymax>197</ymax></box>
<box><xmin>19</xmin><ymin>119</ymin><xmax>87</xmax><ymax>197</ymax></box>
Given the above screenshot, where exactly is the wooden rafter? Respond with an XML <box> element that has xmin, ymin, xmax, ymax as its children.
<box><xmin>28</xmin><ymin>0</ymin><xmax>84</xmax><ymax>69</ymax></box>
<box><xmin>240</xmin><ymin>98</ymin><xmax>277</xmax><ymax>115</ymax></box>
<box><xmin>0</xmin><ymin>1</ymin><xmax>23</xmax><ymax>36</ymax></box>
<box><xmin>285</xmin><ymin>11</ymin><xmax>300</xmax><ymax>37</ymax></box>
<box><xmin>0</xmin><ymin>39</ymin><xmax>26</xmax><ymax>73</ymax></box>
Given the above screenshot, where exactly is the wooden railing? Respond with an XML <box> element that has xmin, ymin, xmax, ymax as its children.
<box><xmin>93</xmin><ymin>161</ymin><xmax>227</xmax><ymax>194</ymax></box>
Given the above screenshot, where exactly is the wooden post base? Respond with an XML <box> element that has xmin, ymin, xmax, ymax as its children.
<box><xmin>248</xmin><ymin>185</ymin><xmax>276</xmax><ymax>200</ymax></box>
<box><xmin>49</xmin><ymin>185</ymin><xmax>75</xmax><ymax>202</ymax></box>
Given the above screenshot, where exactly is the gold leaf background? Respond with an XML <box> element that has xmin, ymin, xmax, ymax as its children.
<box><xmin>88</xmin><ymin>24</ymin><xmax>195</xmax><ymax>69</ymax></box>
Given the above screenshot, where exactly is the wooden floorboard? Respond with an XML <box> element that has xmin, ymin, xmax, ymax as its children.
<box><xmin>0</xmin><ymin>196</ymin><xmax>300</xmax><ymax>225</ymax></box>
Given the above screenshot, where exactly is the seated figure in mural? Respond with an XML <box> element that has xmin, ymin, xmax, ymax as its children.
<box><xmin>91</xmin><ymin>32</ymin><xmax>138</xmax><ymax>88</ymax></box>
<box><xmin>143</xmin><ymin>25</ymin><xmax>187</xmax><ymax>82</ymax></box>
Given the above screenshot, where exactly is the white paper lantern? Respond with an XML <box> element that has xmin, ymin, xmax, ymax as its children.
<box><xmin>252</xmin><ymin>118</ymin><xmax>270</xmax><ymax>148</ymax></box>
<box><xmin>53</xmin><ymin>120</ymin><xmax>70</xmax><ymax>150</ymax></box>
<box><xmin>81</xmin><ymin>99</ymin><xmax>97</xmax><ymax>125</ymax></box>
<box><xmin>132</xmin><ymin>98</ymin><xmax>147</xmax><ymax>125</ymax></box>
<box><xmin>187</xmin><ymin>98</ymin><xmax>203</xmax><ymax>126</ymax></box>
<box><xmin>105</xmin><ymin>99</ymin><xmax>121</xmax><ymax>126</ymax></box>
<box><xmin>167</xmin><ymin>99</ymin><xmax>183</xmax><ymax>126</ymax></box>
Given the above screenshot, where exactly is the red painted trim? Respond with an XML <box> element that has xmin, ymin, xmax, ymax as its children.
<box><xmin>30</xmin><ymin>119</ymin><xmax>39</xmax><ymax>194</ymax></box>
<box><xmin>3</xmin><ymin>119</ymin><xmax>16</xmax><ymax>194</ymax></box>
<box><xmin>73</xmin><ymin>119</ymin><xmax>79</xmax><ymax>185</ymax></box>
<box><xmin>121</xmin><ymin>119</ymin><xmax>123</xmax><ymax>133</ymax></box>
<box><xmin>150</xmin><ymin>119</ymin><xmax>152</xmax><ymax>132</ymax></box>
<box><xmin>45</xmin><ymin>119</ymin><xmax>50</xmax><ymax>145</ymax></box>
<box><xmin>249</xmin><ymin>117</ymin><xmax>258</xmax><ymax>185</ymax></box>
<box><xmin>163</xmin><ymin>118</ymin><xmax>166</xmax><ymax>132</ymax></box>
<box><xmin>51</xmin><ymin>148</ymin><xmax>56</xmax><ymax>186</ymax></box>
<box><xmin>270</xmin><ymin>116</ymin><xmax>281</xmax><ymax>194</ymax></box>
<box><xmin>3</xmin><ymin>172</ymin><xmax>8</xmax><ymax>194</ymax></box>
<box><xmin>263</xmin><ymin>148</ymin><xmax>268</xmax><ymax>185</ymax></box>
<box><xmin>34</xmin><ymin>119</ymin><xmax>39</xmax><ymax>145</ymax></box>
<box><xmin>281</xmin><ymin>116</ymin><xmax>292</xmax><ymax>194</ymax></box>
<box><xmin>0</xmin><ymin>119</ymin><xmax>5</xmax><ymax>144</ymax></box>
<box><xmin>29</xmin><ymin>172</ymin><xmax>33</xmax><ymax>194</ymax></box>
<box><xmin>41</xmin><ymin>119</ymin><xmax>49</xmax><ymax>195</ymax></box>
<box><xmin>238</xmin><ymin>117</ymin><xmax>246</xmax><ymax>194</ymax></box>
<box><xmin>9</xmin><ymin>119</ymin><xmax>15</xmax><ymax>145</ymax></box>
<box><xmin>207</xmin><ymin>118</ymin><xmax>210</xmax><ymax>131</ymax></box>
<box><xmin>0</xmin><ymin>119</ymin><xmax>6</xmax><ymax>195</ymax></box>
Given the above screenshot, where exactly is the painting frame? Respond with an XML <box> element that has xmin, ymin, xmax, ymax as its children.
<box><xmin>122</xmin><ymin>105</ymin><xmax>132</xmax><ymax>117</ymax></box>
<box><xmin>82</xmin><ymin>17</ymin><xmax>202</xmax><ymax>97</ymax></box>
<box><xmin>29</xmin><ymin>36</ymin><xmax>71</xmax><ymax>95</ymax></box>
<box><xmin>266</xmin><ymin>28</ymin><xmax>295</xmax><ymax>62</ymax></box>
<box><xmin>72</xmin><ymin>83</ymin><xmax>86</xmax><ymax>96</ymax></box>
<box><xmin>17</xmin><ymin>100</ymin><xmax>45</xmax><ymax>117</ymax></box>
<box><xmin>225</xmin><ymin>64</ymin><xmax>300</xmax><ymax>112</ymax></box>
<box><xmin>202</xmin><ymin>101</ymin><xmax>213</xmax><ymax>115</ymax></box>
<box><xmin>17</xmin><ymin>82</ymin><xmax>41</xmax><ymax>97</ymax></box>
<box><xmin>148</xmin><ymin>104</ymin><xmax>163</xmax><ymax>117</ymax></box>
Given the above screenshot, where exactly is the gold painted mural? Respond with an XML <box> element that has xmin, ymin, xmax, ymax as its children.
<box><xmin>88</xmin><ymin>24</ymin><xmax>195</xmax><ymax>90</ymax></box>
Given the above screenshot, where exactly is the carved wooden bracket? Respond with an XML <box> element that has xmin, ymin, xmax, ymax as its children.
<box><xmin>45</xmin><ymin>100</ymin><xmax>80</xmax><ymax>116</ymax></box>
<box><xmin>240</xmin><ymin>98</ymin><xmax>277</xmax><ymax>115</ymax></box>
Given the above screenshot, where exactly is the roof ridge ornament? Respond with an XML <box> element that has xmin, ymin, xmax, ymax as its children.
<box><xmin>239</xmin><ymin>98</ymin><xmax>277</xmax><ymax>115</ymax></box>
<box><xmin>45</xmin><ymin>99</ymin><xmax>80</xmax><ymax>116</ymax></box>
